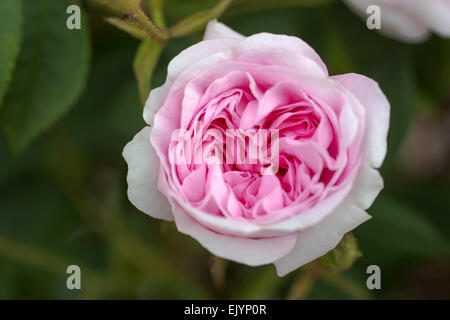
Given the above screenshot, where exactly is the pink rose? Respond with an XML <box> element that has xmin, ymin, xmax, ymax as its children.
<box><xmin>344</xmin><ymin>0</ymin><xmax>450</xmax><ymax>42</ymax></box>
<box><xmin>123</xmin><ymin>20</ymin><xmax>390</xmax><ymax>276</ymax></box>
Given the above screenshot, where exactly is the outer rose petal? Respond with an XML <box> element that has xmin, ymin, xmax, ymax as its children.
<box><xmin>332</xmin><ymin>73</ymin><xmax>390</xmax><ymax>168</ymax></box>
<box><xmin>274</xmin><ymin>162</ymin><xmax>383</xmax><ymax>275</ymax></box>
<box><xmin>275</xmin><ymin>201</ymin><xmax>371</xmax><ymax>276</ymax></box>
<box><xmin>143</xmin><ymin>37</ymin><xmax>241</xmax><ymax>125</ymax></box>
<box><xmin>204</xmin><ymin>19</ymin><xmax>327</xmax><ymax>75</ymax></box>
<box><xmin>414</xmin><ymin>0</ymin><xmax>450</xmax><ymax>37</ymax></box>
<box><xmin>170</xmin><ymin>202</ymin><xmax>298</xmax><ymax>266</ymax></box>
<box><xmin>203</xmin><ymin>19</ymin><xmax>245</xmax><ymax>41</ymax></box>
<box><xmin>145</xmin><ymin>21</ymin><xmax>331</xmax><ymax>126</ymax></box>
<box><xmin>382</xmin><ymin>0</ymin><xmax>450</xmax><ymax>38</ymax></box>
<box><xmin>353</xmin><ymin>162</ymin><xmax>384</xmax><ymax>210</ymax></box>
<box><xmin>123</xmin><ymin>127</ymin><xmax>173</xmax><ymax>221</ymax></box>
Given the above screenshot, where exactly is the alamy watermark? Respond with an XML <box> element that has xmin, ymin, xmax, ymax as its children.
<box><xmin>66</xmin><ymin>5</ymin><xmax>81</xmax><ymax>30</ymax></box>
<box><xmin>66</xmin><ymin>265</ymin><xmax>81</xmax><ymax>290</ymax></box>
<box><xmin>366</xmin><ymin>5</ymin><xmax>381</xmax><ymax>30</ymax></box>
<box><xmin>366</xmin><ymin>264</ymin><xmax>381</xmax><ymax>290</ymax></box>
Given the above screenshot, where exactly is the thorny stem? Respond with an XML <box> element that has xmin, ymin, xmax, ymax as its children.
<box><xmin>127</xmin><ymin>4</ymin><xmax>168</xmax><ymax>42</ymax></box>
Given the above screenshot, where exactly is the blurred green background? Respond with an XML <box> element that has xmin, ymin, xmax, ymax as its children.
<box><xmin>0</xmin><ymin>0</ymin><xmax>449</xmax><ymax>299</ymax></box>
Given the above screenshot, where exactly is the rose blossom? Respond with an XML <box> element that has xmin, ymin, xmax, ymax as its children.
<box><xmin>344</xmin><ymin>0</ymin><xmax>450</xmax><ymax>43</ymax></box>
<box><xmin>123</xmin><ymin>20</ymin><xmax>390</xmax><ymax>276</ymax></box>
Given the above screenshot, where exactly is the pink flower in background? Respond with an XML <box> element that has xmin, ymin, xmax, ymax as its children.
<box><xmin>123</xmin><ymin>20</ymin><xmax>390</xmax><ymax>276</ymax></box>
<box><xmin>344</xmin><ymin>0</ymin><xmax>450</xmax><ymax>43</ymax></box>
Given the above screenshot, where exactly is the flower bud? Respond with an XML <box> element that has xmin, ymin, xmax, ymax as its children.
<box><xmin>318</xmin><ymin>234</ymin><xmax>362</xmax><ymax>273</ymax></box>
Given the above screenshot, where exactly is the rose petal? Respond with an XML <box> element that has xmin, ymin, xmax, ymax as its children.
<box><xmin>143</xmin><ymin>37</ymin><xmax>241</xmax><ymax>125</ymax></box>
<box><xmin>172</xmin><ymin>174</ymin><xmax>354</xmax><ymax>238</ymax></box>
<box><xmin>332</xmin><ymin>73</ymin><xmax>390</xmax><ymax>168</ymax></box>
<box><xmin>352</xmin><ymin>161</ymin><xmax>384</xmax><ymax>210</ymax></box>
<box><xmin>414</xmin><ymin>0</ymin><xmax>450</xmax><ymax>37</ymax></box>
<box><xmin>171</xmin><ymin>201</ymin><xmax>298</xmax><ymax>266</ymax></box>
<box><xmin>203</xmin><ymin>19</ymin><xmax>245</xmax><ymax>41</ymax></box>
<box><xmin>274</xmin><ymin>201</ymin><xmax>371</xmax><ymax>276</ymax></box>
<box><xmin>123</xmin><ymin>127</ymin><xmax>173</xmax><ymax>220</ymax></box>
<box><xmin>233</xmin><ymin>33</ymin><xmax>328</xmax><ymax>76</ymax></box>
<box><xmin>274</xmin><ymin>156</ymin><xmax>383</xmax><ymax>275</ymax></box>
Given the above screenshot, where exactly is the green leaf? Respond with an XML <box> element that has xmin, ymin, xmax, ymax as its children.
<box><xmin>0</xmin><ymin>0</ymin><xmax>23</xmax><ymax>107</ymax></box>
<box><xmin>355</xmin><ymin>195</ymin><xmax>450</xmax><ymax>267</ymax></box>
<box><xmin>133</xmin><ymin>39</ymin><xmax>165</xmax><ymax>106</ymax></box>
<box><xmin>164</xmin><ymin>0</ymin><xmax>332</xmax><ymax>20</ymax></box>
<box><xmin>65</xmin><ymin>42</ymin><xmax>143</xmax><ymax>155</ymax></box>
<box><xmin>0</xmin><ymin>0</ymin><xmax>91</xmax><ymax>153</ymax></box>
<box><xmin>414</xmin><ymin>36</ymin><xmax>450</xmax><ymax>106</ymax></box>
<box><xmin>169</xmin><ymin>0</ymin><xmax>232</xmax><ymax>38</ymax></box>
<box><xmin>384</xmin><ymin>180</ymin><xmax>450</xmax><ymax>243</ymax></box>
<box><xmin>229</xmin><ymin>0</ymin><xmax>333</xmax><ymax>15</ymax></box>
<box><xmin>100</xmin><ymin>0</ymin><xmax>140</xmax><ymax>13</ymax></box>
<box><xmin>236</xmin><ymin>266</ymin><xmax>281</xmax><ymax>299</ymax></box>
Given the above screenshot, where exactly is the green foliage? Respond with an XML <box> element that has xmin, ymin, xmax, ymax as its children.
<box><xmin>133</xmin><ymin>39</ymin><xmax>165</xmax><ymax>105</ymax></box>
<box><xmin>0</xmin><ymin>0</ymin><xmax>23</xmax><ymax>107</ymax></box>
<box><xmin>100</xmin><ymin>0</ymin><xmax>141</xmax><ymax>13</ymax></box>
<box><xmin>414</xmin><ymin>36</ymin><xmax>450</xmax><ymax>107</ymax></box>
<box><xmin>169</xmin><ymin>0</ymin><xmax>232</xmax><ymax>37</ymax></box>
<box><xmin>0</xmin><ymin>0</ymin><xmax>90</xmax><ymax>153</ymax></box>
<box><xmin>355</xmin><ymin>195</ymin><xmax>450</xmax><ymax>268</ymax></box>
<box><xmin>0</xmin><ymin>0</ymin><xmax>449</xmax><ymax>300</ymax></box>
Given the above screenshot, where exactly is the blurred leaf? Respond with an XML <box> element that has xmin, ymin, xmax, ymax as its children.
<box><xmin>133</xmin><ymin>39</ymin><xmax>165</xmax><ymax>105</ymax></box>
<box><xmin>0</xmin><ymin>132</ymin><xmax>45</xmax><ymax>184</ymax></box>
<box><xmin>210</xmin><ymin>257</ymin><xmax>227</xmax><ymax>289</ymax></box>
<box><xmin>65</xmin><ymin>40</ymin><xmax>143</xmax><ymax>156</ymax></box>
<box><xmin>169</xmin><ymin>0</ymin><xmax>232</xmax><ymax>38</ymax></box>
<box><xmin>224</xmin><ymin>6</ymin><xmax>320</xmax><ymax>37</ymax></box>
<box><xmin>0</xmin><ymin>0</ymin><xmax>23</xmax><ymax>107</ymax></box>
<box><xmin>0</xmin><ymin>180</ymin><xmax>83</xmax><ymax>252</ymax></box>
<box><xmin>229</xmin><ymin>0</ymin><xmax>333</xmax><ymax>15</ymax></box>
<box><xmin>414</xmin><ymin>36</ymin><xmax>450</xmax><ymax>106</ymax></box>
<box><xmin>286</xmin><ymin>265</ymin><xmax>316</xmax><ymax>300</ymax></box>
<box><xmin>0</xmin><ymin>0</ymin><xmax>90</xmax><ymax>153</ymax></box>
<box><xmin>307</xmin><ymin>272</ymin><xmax>371</xmax><ymax>300</ymax></box>
<box><xmin>235</xmin><ymin>266</ymin><xmax>281</xmax><ymax>299</ymax></box>
<box><xmin>355</xmin><ymin>195</ymin><xmax>450</xmax><ymax>268</ymax></box>
<box><xmin>0</xmin><ymin>235</ymin><xmax>76</xmax><ymax>275</ymax></box>
<box><xmin>384</xmin><ymin>179</ymin><xmax>450</xmax><ymax>242</ymax></box>
<box><xmin>164</xmin><ymin>0</ymin><xmax>333</xmax><ymax>21</ymax></box>
<box><xmin>99</xmin><ymin>0</ymin><xmax>140</xmax><ymax>13</ymax></box>
<box><xmin>104</xmin><ymin>17</ymin><xmax>147</xmax><ymax>39</ymax></box>
<box><xmin>0</xmin><ymin>177</ymin><xmax>106</xmax><ymax>299</ymax></box>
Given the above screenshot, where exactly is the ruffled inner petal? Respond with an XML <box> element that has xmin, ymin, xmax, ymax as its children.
<box><xmin>154</xmin><ymin>59</ymin><xmax>365</xmax><ymax>225</ymax></box>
